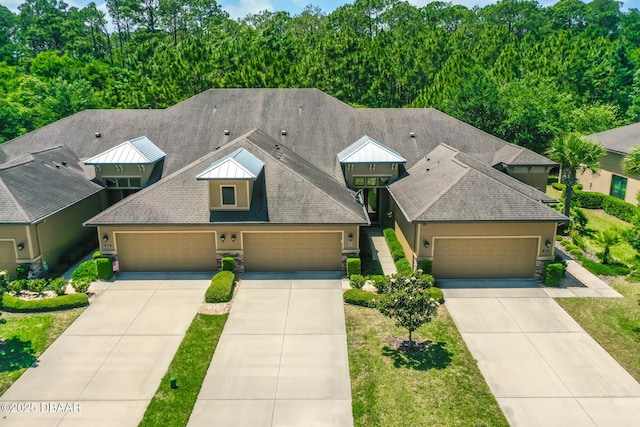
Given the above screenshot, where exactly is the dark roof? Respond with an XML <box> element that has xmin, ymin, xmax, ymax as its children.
<box><xmin>85</xmin><ymin>129</ymin><xmax>369</xmax><ymax>226</ymax></box>
<box><xmin>388</xmin><ymin>144</ymin><xmax>568</xmax><ymax>223</ymax></box>
<box><xmin>588</xmin><ymin>122</ymin><xmax>640</xmax><ymax>155</ymax></box>
<box><xmin>0</xmin><ymin>146</ymin><xmax>103</xmax><ymax>224</ymax></box>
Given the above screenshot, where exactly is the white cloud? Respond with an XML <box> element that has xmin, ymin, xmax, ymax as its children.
<box><xmin>223</xmin><ymin>0</ymin><xmax>275</xmax><ymax>20</ymax></box>
<box><xmin>3</xmin><ymin>0</ymin><xmax>25</xmax><ymax>12</ymax></box>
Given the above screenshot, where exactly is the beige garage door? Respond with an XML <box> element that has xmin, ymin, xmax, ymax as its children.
<box><xmin>244</xmin><ymin>233</ymin><xmax>342</xmax><ymax>271</ymax></box>
<box><xmin>433</xmin><ymin>237</ymin><xmax>538</xmax><ymax>279</ymax></box>
<box><xmin>0</xmin><ymin>241</ymin><xmax>17</xmax><ymax>275</ymax></box>
<box><xmin>117</xmin><ymin>233</ymin><xmax>216</xmax><ymax>271</ymax></box>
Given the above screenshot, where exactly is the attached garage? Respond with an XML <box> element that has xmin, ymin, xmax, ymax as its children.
<box><xmin>433</xmin><ymin>237</ymin><xmax>538</xmax><ymax>279</ymax></box>
<box><xmin>116</xmin><ymin>232</ymin><xmax>216</xmax><ymax>271</ymax></box>
<box><xmin>243</xmin><ymin>232</ymin><xmax>342</xmax><ymax>271</ymax></box>
<box><xmin>0</xmin><ymin>241</ymin><xmax>17</xmax><ymax>275</ymax></box>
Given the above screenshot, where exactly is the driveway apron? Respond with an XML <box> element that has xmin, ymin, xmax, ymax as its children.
<box><xmin>189</xmin><ymin>271</ymin><xmax>353</xmax><ymax>427</ymax></box>
<box><xmin>0</xmin><ymin>272</ymin><xmax>211</xmax><ymax>427</ymax></box>
<box><xmin>441</xmin><ymin>279</ymin><xmax>640</xmax><ymax>427</ymax></box>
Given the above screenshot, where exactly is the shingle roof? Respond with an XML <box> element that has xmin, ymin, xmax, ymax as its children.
<box><xmin>85</xmin><ymin>129</ymin><xmax>369</xmax><ymax>226</ymax></box>
<box><xmin>196</xmin><ymin>148</ymin><xmax>264</xmax><ymax>180</ymax></box>
<box><xmin>84</xmin><ymin>136</ymin><xmax>165</xmax><ymax>164</ymax></box>
<box><xmin>0</xmin><ymin>146</ymin><xmax>104</xmax><ymax>224</ymax></box>
<box><xmin>338</xmin><ymin>135</ymin><xmax>407</xmax><ymax>164</ymax></box>
<box><xmin>588</xmin><ymin>122</ymin><xmax>640</xmax><ymax>155</ymax></box>
<box><xmin>388</xmin><ymin>144</ymin><xmax>567</xmax><ymax>223</ymax></box>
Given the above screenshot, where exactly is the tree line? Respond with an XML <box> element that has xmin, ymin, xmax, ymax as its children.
<box><xmin>1</xmin><ymin>0</ymin><xmax>640</xmax><ymax>154</ymax></box>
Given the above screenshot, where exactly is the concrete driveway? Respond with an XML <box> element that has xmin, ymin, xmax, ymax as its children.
<box><xmin>0</xmin><ymin>272</ymin><xmax>211</xmax><ymax>427</ymax></box>
<box><xmin>188</xmin><ymin>271</ymin><xmax>353</xmax><ymax>427</ymax></box>
<box><xmin>441</xmin><ymin>279</ymin><xmax>640</xmax><ymax>427</ymax></box>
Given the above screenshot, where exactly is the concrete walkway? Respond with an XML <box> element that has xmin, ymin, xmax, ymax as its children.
<box><xmin>0</xmin><ymin>272</ymin><xmax>211</xmax><ymax>427</ymax></box>
<box><xmin>440</xmin><ymin>280</ymin><xmax>640</xmax><ymax>427</ymax></box>
<box><xmin>188</xmin><ymin>271</ymin><xmax>353</xmax><ymax>427</ymax></box>
<box><xmin>365</xmin><ymin>228</ymin><xmax>396</xmax><ymax>275</ymax></box>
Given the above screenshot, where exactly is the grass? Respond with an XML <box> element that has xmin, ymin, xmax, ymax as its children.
<box><xmin>0</xmin><ymin>308</ymin><xmax>85</xmax><ymax>395</ymax></box>
<box><xmin>345</xmin><ymin>304</ymin><xmax>508</xmax><ymax>427</ymax></box>
<box><xmin>139</xmin><ymin>313</ymin><xmax>228</xmax><ymax>427</ymax></box>
<box><xmin>556</xmin><ymin>278</ymin><xmax>640</xmax><ymax>382</ymax></box>
<box><xmin>581</xmin><ymin>209</ymin><xmax>637</xmax><ymax>265</ymax></box>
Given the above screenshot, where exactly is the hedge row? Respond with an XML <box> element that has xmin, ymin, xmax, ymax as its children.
<box><xmin>205</xmin><ymin>271</ymin><xmax>235</xmax><ymax>303</ymax></box>
<box><xmin>572</xmin><ymin>190</ymin><xmax>639</xmax><ymax>223</ymax></box>
<box><xmin>2</xmin><ymin>293</ymin><xmax>89</xmax><ymax>312</ymax></box>
<box><xmin>551</xmin><ymin>182</ymin><xmax>583</xmax><ymax>191</ymax></box>
<box><xmin>383</xmin><ymin>228</ymin><xmax>414</xmax><ymax>275</ymax></box>
<box><xmin>343</xmin><ymin>289</ymin><xmax>377</xmax><ymax>307</ymax></box>
<box><xmin>346</xmin><ymin>258</ymin><xmax>361</xmax><ymax>277</ymax></box>
<box><xmin>545</xmin><ymin>263</ymin><xmax>564</xmax><ymax>286</ymax></box>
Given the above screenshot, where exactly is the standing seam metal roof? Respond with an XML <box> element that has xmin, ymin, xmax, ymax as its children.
<box><xmin>338</xmin><ymin>135</ymin><xmax>407</xmax><ymax>163</ymax></box>
<box><xmin>84</xmin><ymin>136</ymin><xmax>166</xmax><ymax>165</ymax></box>
<box><xmin>196</xmin><ymin>148</ymin><xmax>265</xmax><ymax>180</ymax></box>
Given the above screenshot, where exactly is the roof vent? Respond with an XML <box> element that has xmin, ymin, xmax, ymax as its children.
<box><xmin>61</xmin><ymin>161</ymin><xmax>68</xmax><ymax>167</ymax></box>
<box><xmin>426</xmin><ymin>157</ymin><xmax>430</xmax><ymax>161</ymax></box>
<box><xmin>281</xmin><ymin>130</ymin><xmax>287</xmax><ymax>135</ymax></box>
<box><xmin>224</xmin><ymin>129</ymin><xmax>230</xmax><ymax>135</ymax></box>
<box><xmin>409</xmin><ymin>131</ymin><xmax>416</xmax><ymax>138</ymax></box>
<box><xmin>95</xmin><ymin>132</ymin><xmax>101</xmax><ymax>138</ymax></box>
<box><xmin>426</xmin><ymin>168</ymin><xmax>430</xmax><ymax>172</ymax></box>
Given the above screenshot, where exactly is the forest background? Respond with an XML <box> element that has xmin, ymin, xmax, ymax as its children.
<box><xmin>1</xmin><ymin>0</ymin><xmax>639</xmax><ymax>155</ymax></box>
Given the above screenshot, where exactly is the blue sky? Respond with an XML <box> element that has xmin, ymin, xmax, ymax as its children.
<box><xmin>3</xmin><ymin>0</ymin><xmax>640</xmax><ymax>21</ymax></box>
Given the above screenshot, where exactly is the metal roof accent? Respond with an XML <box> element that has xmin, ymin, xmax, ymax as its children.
<box><xmin>84</xmin><ymin>136</ymin><xmax>166</xmax><ymax>165</ymax></box>
<box><xmin>338</xmin><ymin>135</ymin><xmax>406</xmax><ymax>164</ymax></box>
<box><xmin>196</xmin><ymin>148</ymin><xmax>265</xmax><ymax>180</ymax></box>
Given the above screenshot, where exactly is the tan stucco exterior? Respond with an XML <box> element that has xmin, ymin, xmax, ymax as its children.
<box><xmin>209</xmin><ymin>180</ymin><xmax>251</xmax><ymax>210</ymax></box>
<box><xmin>506</xmin><ymin>165</ymin><xmax>551</xmax><ymax>193</ymax></box>
<box><xmin>578</xmin><ymin>152</ymin><xmax>640</xmax><ymax>205</ymax></box>
<box><xmin>0</xmin><ymin>225</ymin><xmax>37</xmax><ymax>277</ymax></box>
<box><xmin>343</xmin><ymin>163</ymin><xmax>401</xmax><ymax>188</ymax></box>
<box><xmin>95</xmin><ymin>163</ymin><xmax>156</xmax><ymax>188</ymax></box>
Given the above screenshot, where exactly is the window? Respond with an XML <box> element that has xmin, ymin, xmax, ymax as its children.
<box><xmin>611</xmin><ymin>175</ymin><xmax>627</xmax><ymax>200</ymax></box>
<box><xmin>379</xmin><ymin>177</ymin><xmax>390</xmax><ymax>186</ymax></box>
<box><xmin>103</xmin><ymin>177</ymin><xmax>142</xmax><ymax>189</ymax></box>
<box><xmin>366</xmin><ymin>177</ymin><xmax>377</xmax><ymax>186</ymax></box>
<box><xmin>354</xmin><ymin>177</ymin><xmax>365</xmax><ymax>186</ymax></box>
<box><xmin>222</xmin><ymin>186</ymin><xmax>236</xmax><ymax>205</ymax></box>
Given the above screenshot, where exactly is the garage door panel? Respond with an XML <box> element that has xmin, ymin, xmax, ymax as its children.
<box><xmin>244</xmin><ymin>233</ymin><xmax>341</xmax><ymax>271</ymax></box>
<box><xmin>433</xmin><ymin>238</ymin><xmax>537</xmax><ymax>279</ymax></box>
<box><xmin>117</xmin><ymin>233</ymin><xmax>216</xmax><ymax>272</ymax></box>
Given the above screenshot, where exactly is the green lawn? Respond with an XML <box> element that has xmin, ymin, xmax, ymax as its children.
<box><xmin>345</xmin><ymin>304</ymin><xmax>508</xmax><ymax>427</ymax></box>
<box><xmin>0</xmin><ymin>308</ymin><xmax>85</xmax><ymax>395</ymax></box>
<box><xmin>556</xmin><ymin>278</ymin><xmax>640</xmax><ymax>382</ymax></box>
<box><xmin>581</xmin><ymin>209</ymin><xmax>637</xmax><ymax>265</ymax></box>
<box><xmin>139</xmin><ymin>313</ymin><xmax>228</xmax><ymax>427</ymax></box>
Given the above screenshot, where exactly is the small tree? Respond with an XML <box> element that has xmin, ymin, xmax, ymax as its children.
<box><xmin>375</xmin><ymin>270</ymin><xmax>439</xmax><ymax>350</ymax></box>
<box><xmin>595</xmin><ymin>228</ymin><xmax>621</xmax><ymax>264</ymax></box>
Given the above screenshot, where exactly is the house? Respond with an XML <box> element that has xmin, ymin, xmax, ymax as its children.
<box><xmin>0</xmin><ymin>89</ymin><xmax>566</xmax><ymax>279</ymax></box>
<box><xmin>578</xmin><ymin>123</ymin><xmax>640</xmax><ymax>204</ymax></box>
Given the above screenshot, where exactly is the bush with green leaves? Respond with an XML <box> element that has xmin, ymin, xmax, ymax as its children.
<box><xmin>0</xmin><ymin>270</ymin><xmax>9</xmax><ymax>293</ymax></box>
<box><xmin>2</xmin><ymin>293</ymin><xmax>89</xmax><ymax>312</ymax></box>
<box><xmin>71</xmin><ymin>260</ymin><xmax>98</xmax><ymax>281</ymax></box>
<box><xmin>575</xmin><ymin>253</ymin><xmax>630</xmax><ymax>276</ymax></box>
<box><xmin>346</xmin><ymin>257</ymin><xmax>361</xmax><ymax>277</ymax></box>
<box><xmin>594</xmin><ymin>228</ymin><xmax>621</xmax><ymax>265</ymax></box>
<box><xmin>92</xmin><ymin>251</ymin><xmax>103</xmax><ymax>259</ymax></box>
<box><xmin>545</xmin><ymin>263</ymin><xmax>564</xmax><ymax>286</ymax></box>
<box><xmin>9</xmin><ymin>279</ymin><xmax>27</xmax><ymax>295</ymax></box>
<box><xmin>27</xmin><ymin>278</ymin><xmax>48</xmax><ymax>295</ymax></box>
<box><xmin>95</xmin><ymin>257</ymin><xmax>113</xmax><ymax>280</ymax></box>
<box><xmin>71</xmin><ymin>278</ymin><xmax>91</xmax><ymax>293</ymax></box>
<box><xmin>343</xmin><ymin>289</ymin><xmax>376</xmax><ymax>307</ymax></box>
<box><xmin>16</xmin><ymin>264</ymin><xmax>30</xmax><ymax>280</ymax></box>
<box><xmin>417</xmin><ymin>260</ymin><xmax>433</xmax><ymax>275</ymax></box>
<box><xmin>367</xmin><ymin>275</ymin><xmax>386</xmax><ymax>292</ymax></box>
<box><xmin>221</xmin><ymin>256</ymin><xmax>235</xmax><ymax>272</ymax></box>
<box><xmin>569</xmin><ymin>231</ymin><xmax>587</xmax><ymax>251</ymax></box>
<box><xmin>349</xmin><ymin>274</ymin><xmax>366</xmax><ymax>289</ymax></box>
<box><xmin>383</xmin><ymin>228</ymin><xmax>406</xmax><ymax>261</ymax></box>
<box><xmin>48</xmin><ymin>277</ymin><xmax>68</xmax><ymax>296</ymax></box>
<box><xmin>205</xmin><ymin>271</ymin><xmax>235</xmax><ymax>303</ymax></box>
<box><xmin>395</xmin><ymin>258</ymin><xmax>412</xmax><ymax>275</ymax></box>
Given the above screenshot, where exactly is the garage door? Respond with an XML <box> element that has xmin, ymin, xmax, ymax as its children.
<box><xmin>433</xmin><ymin>237</ymin><xmax>538</xmax><ymax>279</ymax></box>
<box><xmin>117</xmin><ymin>233</ymin><xmax>216</xmax><ymax>271</ymax></box>
<box><xmin>244</xmin><ymin>233</ymin><xmax>342</xmax><ymax>271</ymax></box>
<box><xmin>0</xmin><ymin>241</ymin><xmax>17</xmax><ymax>276</ymax></box>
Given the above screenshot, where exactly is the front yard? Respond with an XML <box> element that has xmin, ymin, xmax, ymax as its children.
<box><xmin>345</xmin><ymin>304</ymin><xmax>508</xmax><ymax>427</ymax></box>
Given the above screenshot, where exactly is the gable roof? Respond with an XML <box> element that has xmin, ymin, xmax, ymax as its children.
<box><xmin>84</xmin><ymin>136</ymin><xmax>166</xmax><ymax>165</ymax></box>
<box><xmin>587</xmin><ymin>122</ymin><xmax>640</xmax><ymax>155</ymax></box>
<box><xmin>338</xmin><ymin>135</ymin><xmax>406</xmax><ymax>164</ymax></box>
<box><xmin>388</xmin><ymin>144</ymin><xmax>567</xmax><ymax>223</ymax></box>
<box><xmin>196</xmin><ymin>148</ymin><xmax>264</xmax><ymax>180</ymax></box>
<box><xmin>0</xmin><ymin>146</ymin><xmax>103</xmax><ymax>224</ymax></box>
<box><xmin>85</xmin><ymin>129</ymin><xmax>369</xmax><ymax>226</ymax></box>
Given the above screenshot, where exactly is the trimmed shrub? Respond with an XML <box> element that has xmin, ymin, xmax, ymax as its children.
<box><xmin>92</xmin><ymin>251</ymin><xmax>103</xmax><ymax>259</ymax></box>
<box><xmin>205</xmin><ymin>271</ymin><xmax>235</xmax><ymax>303</ymax></box>
<box><xmin>9</xmin><ymin>280</ymin><xmax>27</xmax><ymax>295</ymax></box>
<box><xmin>552</xmin><ymin>183</ymin><xmax>583</xmax><ymax>191</ymax></box>
<box><xmin>427</xmin><ymin>287</ymin><xmax>445</xmax><ymax>303</ymax></box>
<box><xmin>601</xmin><ymin>196</ymin><xmax>638</xmax><ymax>222</ymax></box>
<box><xmin>575</xmin><ymin>254</ymin><xmax>630</xmax><ymax>276</ymax></box>
<box><xmin>368</xmin><ymin>275</ymin><xmax>386</xmax><ymax>292</ymax></box>
<box><xmin>2</xmin><ymin>293</ymin><xmax>89</xmax><ymax>312</ymax></box>
<box><xmin>569</xmin><ymin>232</ymin><xmax>586</xmax><ymax>251</ymax></box>
<box><xmin>16</xmin><ymin>264</ymin><xmax>30</xmax><ymax>280</ymax></box>
<box><xmin>418</xmin><ymin>260</ymin><xmax>433</xmax><ymax>275</ymax></box>
<box><xmin>95</xmin><ymin>257</ymin><xmax>113</xmax><ymax>281</ymax></box>
<box><xmin>343</xmin><ymin>289</ymin><xmax>377</xmax><ymax>308</ymax></box>
<box><xmin>383</xmin><ymin>228</ymin><xmax>406</xmax><ymax>261</ymax></box>
<box><xmin>48</xmin><ymin>277</ymin><xmax>68</xmax><ymax>296</ymax></box>
<box><xmin>395</xmin><ymin>258</ymin><xmax>412</xmax><ymax>275</ymax></box>
<box><xmin>346</xmin><ymin>257</ymin><xmax>361</xmax><ymax>277</ymax></box>
<box><xmin>27</xmin><ymin>278</ymin><xmax>48</xmax><ymax>294</ymax></box>
<box><xmin>349</xmin><ymin>274</ymin><xmax>366</xmax><ymax>289</ymax></box>
<box><xmin>71</xmin><ymin>278</ymin><xmax>91</xmax><ymax>293</ymax></box>
<box><xmin>545</xmin><ymin>263</ymin><xmax>564</xmax><ymax>286</ymax></box>
<box><xmin>221</xmin><ymin>257</ymin><xmax>235</xmax><ymax>272</ymax></box>
<box><xmin>72</xmin><ymin>260</ymin><xmax>98</xmax><ymax>281</ymax></box>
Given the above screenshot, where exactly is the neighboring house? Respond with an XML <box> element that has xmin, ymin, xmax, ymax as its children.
<box><xmin>578</xmin><ymin>123</ymin><xmax>640</xmax><ymax>204</ymax></box>
<box><xmin>0</xmin><ymin>89</ymin><xmax>567</xmax><ymax>279</ymax></box>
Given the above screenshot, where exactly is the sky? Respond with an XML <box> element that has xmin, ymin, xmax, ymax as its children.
<box><xmin>2</xmin><ymin>0</ymin><xmax>640</xmax><ymax>22</ymax></box>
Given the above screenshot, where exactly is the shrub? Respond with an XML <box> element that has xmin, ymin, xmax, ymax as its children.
<box><xmin>9</xmin><ymin>280</ymin><xmax>27</xmax><ymax>295</ymax></box>
<box><xmin>2</xmin><ymin>293</ymin><xmax>89</xmax><ymax>312</ymax></box>
<box><xmin>71</xmin><ymin>278</ymin><xmax>91</xmax><ymax>293</ymax></box>
<box><xmin>417</xmin><ymin>260</ymin><xmax>433</xmax><ymax>275</ymax></box>
<box><xmin>569</xmin><ymin>231</ymin><xmax>586</xmax><ymax>251</ymax></box>
<box><xmin>15</xmin><ymin>264</ymin><xmax>30</xmax><ymax>280</ymax></box>
<box><xmin>395</xmin><ymin>258</ymin><xmax>412</xmax><ymax>275</ymax></box>
<box><xmin>95</xmin><ymin>257</ymin><xmax>113</xmax><ymax>281</ymax></box>
<box><xmin>601</xmin><ymin>196</ymin><xmax>638</xmax><ymax>222</ymax></box>
<box><xmin>92</xmin><ymin>251</ymin><xmax>103</xmax><ymax>259</ymax></box>
<box><xmin>427</xmin><ymin>287</ymin><xmax>445</xmax><ymax>303</ymax></box>
<box><xmin>343</xmin><ymin>289</ymin><xmax>376</xmax><ymax>308</ymax></box>
<box><xmin>573</xmin><ymin>190</ymin><xmax>605</xmax><ymax>209</ymax></box>
<box><xmin>368</xmin><ymin>275</ymin><xmax>386</xmax><ymax>292</ymax></box>
<box><xmin>27</xmin><ymin>278</ymin><xmax>48</xmax><ymax>294</ymax></box>
<box><xmin>551</xmin><ymin>182</ymin><xmax>565</xmax><ymax>190</ymax></box>
<box><xmin>48</xmin><ymin>277</ymin><xmax>68</xmax><ymax>296</ymax></box>
<box><xmin>221</xmin><ymin>256</ymin><xmax>235</xmax><ymax>272</ymax></box>
<box><xmin>205</xmin><ymin>271</ymin><xmax>235</xmax><ymax>303</ymax></box>
<box><xmin>71</xmin><ymin>260</ymin><xmax>98</xmax><ymax>281</ymax></box>
<box><xmin>545</xmin><ymin>263</ymin><xmax>564</xmax><ymax>286</ymax></box>
<box><xmin>575</xmin><ymin>254</ymin><xmax>630</xmax><ymax>276</ymax></box>
<box><xmin>349</xmin><ymin>274</ymin><xmax>366</xmax><ymax>289</ymax></box>
<box><xmin>346</xmin><ymin>257</ymin><xmax>361</xmax><ymax>277</ymax></box>
<box><xmin>384</xmin><ymin>228</ymin><xmax>406</xmax><ymax>261</ymax></box>
<box><xmin>0</xmin><ymin>270</ymin><xmax>8</xmax><ymax>291</ymax></box>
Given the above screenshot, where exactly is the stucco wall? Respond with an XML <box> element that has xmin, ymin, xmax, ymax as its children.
<box><xmin>95</xmin><ymin>164</ymin><xmax>155</xmax><ymax>187</ymax></box>
<box><xmin>392</xmin><ymin>201</ymin><xmax>416</xmax><ymax>262</ymax></box>
<box><xmin>343</xmin><ymin>163</ymin><xmax>399</xmax><ymax>188</ymax></box>
<box><xmin>0</xmin><ymin>225</ymin><xmax>38</xmax><ymax>277</ymax></box>
<box><xmin>506</xmin><ymin>166</ymin><xmax>549</xmax><ymax>192</ymax></box>
<box><xmin>209</xmin><ymin>180</ymin><xmax>250</xmax><ymax>210</ymax></box>
<box><xmin>578</xmin><ymin>152</ymin><xmax>640</xmax><ymax>205</ymax></box>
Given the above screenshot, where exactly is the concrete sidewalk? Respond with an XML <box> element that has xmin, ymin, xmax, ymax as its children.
<box><xmin>441</xmin><ymin>280</ymin><xmax>640</xmax><ymax>427</ymax></box>
<box><xmin>365</xmin><ymin>228</ymin><xmax>396</xmax><ymax>276</ymax></box>
<box><xmin>0</xmin><ymin>272</ymin><xmax>211</xmax><ymax>427</ymax></box>
<box><xmin>188</xmin><ymin>271</ymin><xmax>353</xmax><ymax>427</ymax></box>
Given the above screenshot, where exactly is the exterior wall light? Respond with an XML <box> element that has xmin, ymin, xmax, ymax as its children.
<box><xmin>348</xmin><ymin>233</ymin><xmax>353</xmax><ymax>242</ymax></box>
<box><xmin>545</xmin><ymin>240</ymin><xmax>552</xmax><ymax>248</ymax></box>
<box><xmin>103</xmin><ymin>234</ymin><xmax>109</xmax><ymax>243</ymax></box>
<box><xmin>424</xmin><ymin>240</ymin><xmax>430</xmax><ymax>248</ymax></box>
<box><xmin>17</xmin><ymin>242</ymin><xmax>24</xmax><ymax>251</ymax></box>
<box><xmin>231</xmin><ymin>234</ymin><xmax>236</xmax><ymax>242</ymax></box>
<box><xmin>220</xmin><ymin>234</ymin><xmax>226</xmax><ymax>242</ymax></box>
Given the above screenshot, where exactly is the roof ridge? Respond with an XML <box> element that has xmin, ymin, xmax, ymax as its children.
<box><xmin>127</xmin><ymin>138</ymin><xmax>151</xmax><ymax>162</ymax></box>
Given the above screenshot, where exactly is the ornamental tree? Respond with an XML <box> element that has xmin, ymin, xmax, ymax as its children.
<box><xmin>375</xmin><ymin>270</ymin><xmax>439</xmax><ymax>349</ymax></box>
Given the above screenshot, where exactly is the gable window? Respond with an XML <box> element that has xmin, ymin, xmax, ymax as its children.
<box><xmin>366</xmin><ymin>177</ymin><xmax>377</xmax><ymax>186</ymax></box>
<box><xmin>354</xmin><ymin>177</ymin><xmax>365</xmax><ymax>186</ymax></box>
<box><xmin>611</xmin><ymin>175</ymin><xmax>627</xmax><ymax>200</ymax></box>
<box><xmin>104</xmin><ymin>177</ymin><xmax>142</xmax><ymax>189</ymax></box>
<box><xmin>221</xmin><ymin>186</ymin><xmax>236</xmax><ymax>205</ymax></box>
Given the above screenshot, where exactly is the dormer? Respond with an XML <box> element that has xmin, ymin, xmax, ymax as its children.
<box><xmin>84</xmin><ymin>136</ymin><xmax>166</xmax><ymax>193</ymax></box>
<box><xmin>338</xmin><ymin>135</ymin><xmax>406</xmax><ymax>189</ymax></box>
<box><xmin>196</xmin><ymin>148</ymin><xmax>265</xmax><ymax>211</ymax></box>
